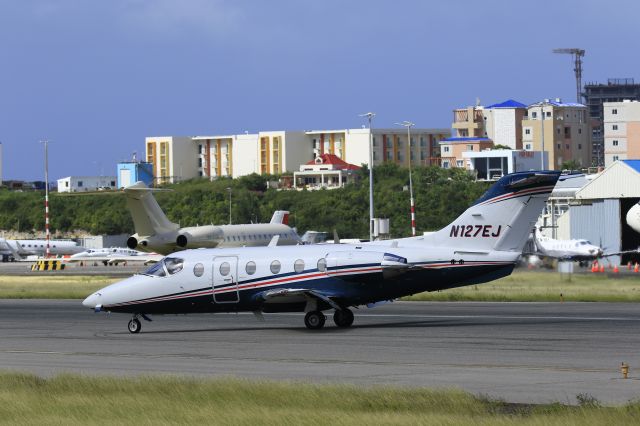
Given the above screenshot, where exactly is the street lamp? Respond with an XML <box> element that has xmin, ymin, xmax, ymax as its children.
<box><xmin>226</xmin><ymin>187</ymin><xmax>232</xmax><ymax>225</ymax></box>
<box><xmin>539</xmin><ymin>100</ymin><xmax>548</xmax><ymax>170</ymax></box>
<box><xmin>396</xmin><ymin>121</ymin><xmax>416</xmax><ymax>237</ymax></box>
<box><xmin>359</xmin><ymin>112</ymin><xmax>376</xmax><ymax>242</ymax></box>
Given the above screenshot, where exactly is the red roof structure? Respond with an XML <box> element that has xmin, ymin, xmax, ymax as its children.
<box><xmin>305</xmin><ymin>154</ymin><xmax>360</xmax><ymax>170</ymax></box>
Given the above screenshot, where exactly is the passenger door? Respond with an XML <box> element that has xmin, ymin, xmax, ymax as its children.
<box><xmin>212</xmin><ymin>256</ymin><xmax>239</xmax><ymax>303</ymax></box>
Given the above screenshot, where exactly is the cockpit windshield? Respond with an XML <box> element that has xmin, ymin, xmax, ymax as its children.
<box><xmin>142</xmin><ymin>257</ymin><xmax>184</xmax><ymax>277</ymax></box>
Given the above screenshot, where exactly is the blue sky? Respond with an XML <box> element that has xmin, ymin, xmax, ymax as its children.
<box><xmin>1</xmin><ymin>0</ymin><xmax>638</xmax><ymax>180</ymax></box>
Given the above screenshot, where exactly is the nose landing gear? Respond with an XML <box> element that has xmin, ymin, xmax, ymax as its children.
<box><xmin>127</xmin><ymin>313</ymin><xmax>152</xmax><ymax>334</ymax></box>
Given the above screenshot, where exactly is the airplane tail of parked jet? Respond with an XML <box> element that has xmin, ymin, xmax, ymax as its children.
<box><xmin>424</xmin><ymin>171</ymin><xmax>561</xmax><ymax>253</ymax></box>
<box><xmin>270</xmin><ymin>210</ymin><xmax>289</xmax><ymax>225</ymax></box>
<box><xmin>123</xmin><ymin>182</ymin><xmax>180</xmax><ymax>237</ymax></box>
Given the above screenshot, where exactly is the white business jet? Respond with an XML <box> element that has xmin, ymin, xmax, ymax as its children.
<box><xmin>83</xmin><ymin>171</ymin><xmax>561</xmax><ymax>332</ymax></box>
<box><xmin>124</xmin><ymin>182</ymin><xmax>301</xmax><ymax>254</ymax></box>
<box><xmin>68</xmin><ymin>247</ymin><xmax>163</xmax><ymax>265</ymax></box>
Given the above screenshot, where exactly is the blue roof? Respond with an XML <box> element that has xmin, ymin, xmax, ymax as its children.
<box><xmin>440</xmin><ymin>137</ymin><xmax>492</xmax><ymax>144</ymax></box>
<box><xmin>486</xmin><ymin>99</ymin><xmax>527</xmax><ymax>109</ymax></box>
<box><xmin>622</xmin><ymin>159</ymin><xmax>640</xmax><ymax>173</ymax></box>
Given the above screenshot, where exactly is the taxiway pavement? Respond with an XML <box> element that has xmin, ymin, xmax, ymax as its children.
<box><xmin>1</xmin><ymin>300</ymin><xmax>639</xmax><ymax>404</ymax></box>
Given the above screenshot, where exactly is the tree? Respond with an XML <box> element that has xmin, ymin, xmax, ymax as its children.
<box><xmin>561</xmin><ymin>159</ymin><xmax>582</xmax><ymax>171</ymax></box>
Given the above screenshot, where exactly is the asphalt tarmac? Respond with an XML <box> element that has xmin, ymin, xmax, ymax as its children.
<box><xmin>1</xmin><ymin>300</ymin><xmax>639</xmax><ymax>404</ymax></box>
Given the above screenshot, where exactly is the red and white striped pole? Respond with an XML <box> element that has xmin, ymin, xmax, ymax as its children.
<box><xmin>410</xmin><ymin>195</ymin><xmax>416</xmax><ymax>237</ymax></box>
<box><xmin>42</xmin><ymin>140</ymin><xmax>50</xmax><ymax>258</ymax></box>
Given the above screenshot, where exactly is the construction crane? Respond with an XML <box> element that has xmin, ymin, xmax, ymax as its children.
<box><xmin>552</xmin><ymin>48</ymin><xmax>585</xmax><ymax>103</ymax></box>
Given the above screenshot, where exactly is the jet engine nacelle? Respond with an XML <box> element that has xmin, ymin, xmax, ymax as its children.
<box><xmin>627</xmin><ymin>203</ymin><xmax>640</xmax><ymax>234</ymax></box>
<box><xmin>174</xmin><ymin>227</ymin><xmax>224</xmax><ymax>249</ymax></box>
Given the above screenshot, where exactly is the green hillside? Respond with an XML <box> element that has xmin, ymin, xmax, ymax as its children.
<box><xmin>0</xmin><ymin>165</ymin><xmax>489</xmax><ymax>239</ymax></box>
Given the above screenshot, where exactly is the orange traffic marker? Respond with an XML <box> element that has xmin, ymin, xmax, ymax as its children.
<box><xmin>600</xmin><ymin>264</ymin><xmax>605</xmax><ymax>273</ymax></box>
<box><xmin>613</xmin><ymin>265</ymin><xmax>619</xmax><ymax>273</ymax></box>
<box><xmin>635</xmin><ymin>263</ymin><xmax>639</xmax><ymax>273</ymax></box>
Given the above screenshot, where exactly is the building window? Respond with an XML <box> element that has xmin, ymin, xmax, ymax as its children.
<box><xmin>578</xmin><ymin>128</ymin><xmax>582</xmax><ymax>134</ymax></box>
<box><xmin>565</xmin><ymin>144</ymin><xmax>570</xmax><ymax>149</ymax></box>
<box><xmin>532</xmin><ymin>112</ymin><xmax>537</xmax><ymax>119</ymax></box>
<box><xmin>372</xmin><ymin>137</ymin><xmax>377</xmax><ymax>146</ymax></box>
<box><xmin>198</xmin><ymin>157</ymin><xmax>202</xmax><ymax>167</ymax></box>
<box><xmin>456</xmin><ymin>160</ymin><xmax>464</xmax><ymax>167</ymax></box>
<box><xmin>564</xmin><ymin>127</ymin><xmax>570</xmax><ymax>137</ymax></box>
<box><xmin>198</xmin><ymin>144</ymin><xmax>203</xmax><ymax>154</ymax></box>
<box><xmin>525</xmin><ymin>128</ymin><xmax>531</xmax><ymax>135</ymax></box>
<box><xmin>78</xmin><ymin>181</ymin><xmax>83</xmax><ymax>187</ymax></box>
<box><xmin>443</xmin><ymin>146</ymin><xmax>450</xmax><ymax>153</ymax></box>
<box><xmin>442</xmin><ymin>161</ymin><xmax>450</xmax><ymax>169</ymax></box>
<box><xmin>546</xmin><ymin>111</ymin><xmax>551</xmax><ymax>117</ymax></box>
<box><xmin>613</xmin><ymin>124</ymin><xmax>618</xmax><ymax>130</ymax></box>
<box><xmin>557</xmin><ymin>144</ymin><xmax>561</xmax><ymax>150</ymax></box>
<box><xmin>578</xmin><ymin>144</ymin><xmax>582</xmax><ymax>150</ymax></box>
<box><xmin>467</xmin><ymin>145</ymin><xmax>474</xmax><ymax>151</ymax></box>
<box><xmin>613</xmin><ymin>155</ymin><xmax>619</xmax><ymax>161</ymax></box>
<box><xmin>613</xmin><ymin>140</ymin><xmax>619</xmax><ymax>146</ymax></box>
<box><xmin>612</xmin><ymin>109</ymin><xmax>618</xmax><ymax>115</ymax></box>
<box><xmin>525</xmin><ymin>143</ymin><xmax>532</xmax><ymax>150</ymax></box>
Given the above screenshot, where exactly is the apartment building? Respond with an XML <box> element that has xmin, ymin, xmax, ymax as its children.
<box><xmin>145</xmin><ymin>136</ymin><xmax>198</xmax><ymax>185</ymax></box>
<box><xmin>439</xmin><ymin>137</ymin><xmax>494</xmax><ymax>169</ymax></box>
<box><xmin>146</xmin><ymin>127</ymin><xmax>450</xmax><ymax>185</ymax></box>
<box><xmin>603</xmin><ymin>100</ymin><xmax>640</xmax><ymax>167</ymax></box>
<box><xmin>521</xmin><ymin>99</ymin><xmax>590</xmax><ymax>170</ymax></box>
<box><xmin>452</xmin><ymin>100</ymin><xmax>526</xmax><ymax>150</ymax></box>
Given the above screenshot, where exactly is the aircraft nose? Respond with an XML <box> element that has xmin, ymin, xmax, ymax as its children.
<box><xmin>82</xmin><ymin>293</ymin><xmax>101</xmax><ymax>309</ymax></box>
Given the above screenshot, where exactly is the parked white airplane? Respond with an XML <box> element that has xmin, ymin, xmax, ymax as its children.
<box><xmin>532</xmin><ymin>227</ymin><xmax>604</xmax><ymax>261</ymax></box>
<box><xmin>626</xmin><ymin>202</ymin><xmax>640</xmax><ymax>234</ymax></box>
<box><xmin>68</xmin><ymin>247</ymin><xmax>163</xmax><ymax>265</ymax></box>
<box><xmin>0</xmin><ymin>238</ymin><xmax>84</xmax><ymax>260</ymax></box>
<box><xmin>124</xmin><ymin>182</ymin><xmax>301</xmax><ymax>254</ymax></box>
<box><xmin>84</xmin><ymin>171</ymin><xmax>561</xmax><ymax>333</ymax></box>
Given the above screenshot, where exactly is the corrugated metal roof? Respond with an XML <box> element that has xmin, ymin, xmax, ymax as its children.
<box><xmin>576</xmin><ymin>161</ymin><xmax>640</xmax><ymax>199</ymax></box>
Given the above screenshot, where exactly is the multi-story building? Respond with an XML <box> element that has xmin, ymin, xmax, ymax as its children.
<box><xmin>451</xmin><ymin>100</ymin><xmax>527</xmax><ymax>150</ymax></box>
<box><xmin>483</xmin><ymin>100</ymin><xmax>527</xmax><ymax>149</ymax></box>
<box><xmin>521</xmin><ymin>99</ymin><xmax>590</xmax><ymax>170</ymax></box>
<box><xmin>305</xmin><ymin>128</ymin><xmax>449</xmax><ymax>168</ymax></box>
<box><xmin>145</xmin><ymin>136</ymin><xmax>198</xmax><ymax>185</ymax></box>
<box><xmin>147</xmin><ymin>128</ymin><xmax>450</xmax><ymax>184</ymax></box>
<box><xmin>603</xmin><ymin>100</ymin><xmax>640</xmax><ymax>167</ymax></box>
<box><xmin>584</xmin><ymin>78</ymin><xmax>640</xmax><ymax>166</ymax></box>
<box><xmin>439</xmin><ymin>137</ymin><xmax>494</xmax><ymax>169</ymax></box>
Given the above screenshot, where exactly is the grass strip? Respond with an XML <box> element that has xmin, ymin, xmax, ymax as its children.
<box><xmin>0</xmin><ymin>372</ymin><xmax>638</xmax><ymax>425</ymax></box>
<box><xmin>0</xmin><ymin>275</ymin><xmax>116</xmax><ymax>299</ymax></box>
<box><xmin>403</xmin><ymin>271</ymin><xmax>640</xmax><ymax>302</ymax></box>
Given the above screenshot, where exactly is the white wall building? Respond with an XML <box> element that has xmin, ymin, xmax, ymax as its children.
<box><xmin>603</xmin><ymin>100</ymin><xmax>640</xmax><ymax>167</ymax></box>
<box><xmin>462</xmin><ymin>149</ymin><xmax>547</xmax><ymax>180</ymax></box>
<box><xmin>148</xmin><ymin>127</ymin><xmax>450</xmax><ymax>184</ymax></box>
<box><xmin>57</xmin><ymin>176</ymin><xmax>117</xmax><ymax>192</ymax></box>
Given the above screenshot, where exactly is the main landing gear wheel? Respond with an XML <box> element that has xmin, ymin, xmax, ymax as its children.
<box><xmin>333</xmin><ymin>308</ymin><xmax>354</xmax><ymax>328</ymax></box>
<box><xmin>304</xmin><ymin>311</ymin><xmax>326</xmax><ymax>330</ymax></box>
<box><xmin>128</xmin><ymin>318</ymin><xmax>141</xmax><ymax>334</ymax></box>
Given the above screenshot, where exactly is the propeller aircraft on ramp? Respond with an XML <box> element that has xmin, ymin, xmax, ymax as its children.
<box><xmin>83</xmin><ymin>171</ymin><xmax>561</xmax><ymax>332</ymax></box>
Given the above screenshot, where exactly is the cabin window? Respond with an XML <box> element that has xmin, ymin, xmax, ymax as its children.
<box><xmin>294</xmin><ymin>259</ymin><xmax>305</xmax><ymax>273</ymax></box>
<box><xmin>317</xmin><ymin>258</ymin><xmax>327</xmax><ymax>272</ymax></box>
<box><xmin>193</xmin><ymin>263</ymin><xmax>204</xmax><ymax>277</ymax></box>
<box><xmin>219</xmin><ymin>262</ymin><xmax>231</xmax><ymax>276</ymax></box>
<box><xmin>246</xmin><ymin>261</ymin><xmax>256</xmax><ymax>275</ymax></box>
<box><xmin>165</xmin><ymin>257</ymin><xmax>184</xmax><ymax>275</ymax></box>
<box><xmin>270</xmin><ymin>260</ymin><xmax>281</xmax><ymax>274</ymax></box>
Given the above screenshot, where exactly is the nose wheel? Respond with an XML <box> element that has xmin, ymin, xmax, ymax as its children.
<box><xmin>304</xmin><ymin>311</ymin><xmax>326</xmax><ymax>330</ymax></box>
<box><xmin>128</xmin><ymin>318</ymin><xmax>141</xmax><ymax>334</ymax></box>
<box><xmin>333</xmin><ymin>308</ymin><xmax>354</xmax><ymax>328</ymax></box>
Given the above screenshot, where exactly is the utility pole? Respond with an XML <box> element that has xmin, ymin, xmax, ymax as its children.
<box><xmin>552</xmin><ymin>48</ymin><xmax>585</xmax><ymax>103</ymax></box>
<box><xmin>40</xmin><ymin>140</ymin><xmax>51</xmax><ymax>258</ymax></box>
<box><xmin>360</xmin><ymin>112</ymin><xmax>376</xmax><ymax>242</ymax></box>
<box><xmin>396</xmin><ymin>121</ymin><xmax>416</xmax><ymax>236</ymax></box>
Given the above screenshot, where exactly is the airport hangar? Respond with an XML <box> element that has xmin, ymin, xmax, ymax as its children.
<box><xmin>556</xmin><ymin>160</ymin><xmax>640</xmax><ymax>265</ymax></box>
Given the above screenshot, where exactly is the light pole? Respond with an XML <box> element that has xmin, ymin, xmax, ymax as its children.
<box><xmin>540</xmin><ymin>100</ymin><xmax>547</xmax><ymax>170</ymax></box>
<box><xmin>396</xmin><ymin>121</ymin><xmax>416</xmax><ymax>236</ymax></box>
<box><xmin>226</xmin><ymin>187</ymin><xmax>232</xmax><ymax>224</ymax></box>
<box><xmin>40</xmin><ymin>140</ymin><xmax>51</xmax><ymax>258</ymax></box>
<box><xmin>360</xmin><ymin>112</ymin><xmax>376</xmax><ymax>241</ymax></box>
